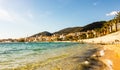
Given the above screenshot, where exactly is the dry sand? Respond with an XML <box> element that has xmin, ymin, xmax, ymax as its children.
<box><xmin>82</xmin><ymin>31</ymin><xmax>120</xmax><ymax>44</ymax></box>
<box><xmin>81</xmin><ymin>31</ymin><xmax>120</xmax><ymax>70</ymax></box>
<box><xmin>100</xmin><ymin>45</ymin><xmax>120</xmax><ymax>70</ymax></box>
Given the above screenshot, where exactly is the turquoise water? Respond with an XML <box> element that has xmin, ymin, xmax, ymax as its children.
<box><xmin>0</xmin><ymin>42</ymin><xmax>90</xmax><ymax>70</ymax></box>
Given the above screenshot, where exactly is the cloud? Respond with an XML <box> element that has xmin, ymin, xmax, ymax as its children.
<box><xmin>0</xmin><ymin>9</ymin><xmax>23</xmax><ymax>23</ymax></box>
<box><xmin>0</xmin><ymin>8</ymin><xmax>34</xmax><ymax>26</ymax></box>
<box><xmin>106</xmin><ymin>11</ymin><xmax>119</xmax><ymax>16</ymax></box>
<box><xmin>0</xmin><ymin>9</ymin><xmax>14</xmax><ymax>22</ymax></box>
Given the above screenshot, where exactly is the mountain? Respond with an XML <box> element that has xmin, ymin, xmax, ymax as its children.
<box><xmin>30</xmin><ymin>31</ymin><xmax>52</xmax><ymax>37</ymax></box>
<box><xmin>54</xmin><ymin>21</ymin><xmax>106</xmax><ymax>35</ymax></box>
<box><xmin>81</xmin><ymin>21</ymin><xmax>106</xmax><ymax>32</ymax></box>
<box><xmin>53</xmin><ymin>27</ymin><xmax>83</xmax><ymax>35</ymax></box>
<box><xmin>30</xmin><ymin>21</ymin><xmax>106</xmax><ymax>37</ymax></box>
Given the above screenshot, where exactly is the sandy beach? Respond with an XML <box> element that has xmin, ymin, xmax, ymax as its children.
<box><xmin>35</xmin><ymin>44</ymin><xmax>100</xmax><ymax>70</ymax></box>
<box><xmin>100</xmin><ymin>44</ymin><xmax>120</xmax><ymax>70</ymax></box>
<box><xmin>81</xmin><ymin>31</ymin><xmax>120</xmax><ymax>70</ymax></box>
<box><xmin>34</xmin><ymin>45</ymin><xmax>107</xmax><ymax>70</ymax></box>
<box><xmin>16</xmin><ymin>44</ymin><xmax>120</xmax><ymax>70</ymax></box>
<box><xmin>82</xmin><ymin>31</ymin><xmax>120</xmax><ymax>44</ymax></box>
<box><xmin>83</xmin><ymin>44</ymin><xmax>120</xmax><ymax>70</ymax></box>
<box><xmin>1</xmin><ymin>43</ymin><xmax>119</xmax><ymax>70</ymax></box>
<box><xmin>35</xmin><ymin>44</ymin><xmax>120</xmax><ymax>70</ymax></box>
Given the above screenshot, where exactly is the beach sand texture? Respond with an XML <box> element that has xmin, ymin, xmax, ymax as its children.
<box><xmin>100</xmin><ymin>45</ymin><xmax>120</xmax><ymax>70</ymax></box>
<box><xmin>82</xmin><ymin>30</ymin><xmax>120</xmax><ymax>70</ymax></box>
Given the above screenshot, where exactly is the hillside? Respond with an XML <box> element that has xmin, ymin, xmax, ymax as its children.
<box><xmin>53</xmin><ymin>27</ymin><xmax>83</xmax><ymax>35</ymax></box>
<box><xmin>54</xmin><ymin>21</ymin><xmax>106</xmax><ymax>35</ymax></box>
<box><xmin>81</xmin><ymin>21</ymin><xmax>106</xmax><ymax>32</ymax></box>
<box><xmin>30</xmin><ymin>31</ymin><xmax>52</xmax><ymax>37</ymax></box>
<box><xmin>30</xmin><ymin>21</ymin><xmax>106</xmax><ymax>37</ymax></box>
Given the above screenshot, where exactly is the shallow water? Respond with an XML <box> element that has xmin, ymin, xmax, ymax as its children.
<box><xmin>0</xmin><ymin>42</ymin><xmax>94</xmax><ymax>70</ymax></box>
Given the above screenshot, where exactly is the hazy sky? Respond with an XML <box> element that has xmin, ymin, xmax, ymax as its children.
<box><xmin>0</xmin><ymin>0</ymin><xmax>120</xmax><ymax>39</ymax></box>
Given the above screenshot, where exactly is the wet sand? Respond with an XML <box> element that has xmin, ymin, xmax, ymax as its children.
<box><xmin>81</xmin><ymin>31</ymin><xmax>120</xmax><ymax>70</ymax></box>
<box><xmin>81</xmin><ymin>44</ymin><xmax>120</xmax><ymax>70</ymax></box>
<box><xmin>35</xmin><ymin>45</ymin><xmax>107</xmax><ymax>70</ymax></box>
<box><xmin>39</xmin><ymin>44</ymin><xmax>120</xmax><ymax>70</ymax></box>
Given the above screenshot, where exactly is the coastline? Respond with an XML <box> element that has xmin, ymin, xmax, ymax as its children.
<box><xmin>81</xmin><ymin>31</ymin><xmax>120</xmax><ymax>44</ymax></box>
<box><xmin>35</xmin><ymin>44</ymin><xmax>115</xmax><ymax>70</ymax></box>
<box><xmin>0</xmin><ymin>41</ymin><xmax>119</xmax><ymax>70</ymax></box>
<box><xmin>0</xmin><ymin>42</ymin><xmax>99</xmax><ymax>70</ymax></box>
<box><xmin>79</xmin><ymin>31</ymin><xmax>120</xmax><ymax>70</ymax></box>
<box><xmin>79</xmin><ymin>44</ymin><xmax>120</xmax><ymax>70</ymax></box>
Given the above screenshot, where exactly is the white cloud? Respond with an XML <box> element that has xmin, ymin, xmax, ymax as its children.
<box><xmin>106</xmin><ymin>11</ymin><xmax>119</xmax><ymax>16</ymax></box>
<box><xmin>0</xmin><ymin>9</ymin><xmax>14</xmax><ymax>22</ymax></box>
<box><xmin>0</xmin><ymin>8</ymin><xmax>34</xmax><ymax>26</ymax></box>
<box><xmin>0</xmin><ymin>9</ymin><xmax>24</xmax><ymax>23</ymax></box>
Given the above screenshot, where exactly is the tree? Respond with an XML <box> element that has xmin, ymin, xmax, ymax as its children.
<box><xmin>109</xmin><ymin>20</ymin><xmax>113</xmax><ymax>32</ymax></box>
<box><xmin>116</xmin><ymin>12</ymin><xmax>120</xmax><ymax>20</ymax></box>
<box><xmin>79</xmin><ymin>34</ymin><xmax>87</xmax><ymax>39</ymax></box>
<box><xmin>114</xmin><ymin>11</ymin><xmax>120</xmax><ymax>31</ymax></box>
<box><xmin>17</xmin><ymin>38</ymin><xmax>25</xmax><ymax>42</ymax></box>
<box><xmin>113</xmin><ymin>18</ymin><xmax>118</xmax><ymax>31</ymax></box>
<box><xmin>103</xmin><ymin>22</ymin><xmax>109</xmax><ymax>34</ymax></box>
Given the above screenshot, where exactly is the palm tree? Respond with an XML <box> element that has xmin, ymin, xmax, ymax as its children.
<box><xmin>109</xmin><ymin>20</ymin><xmax>113</xmax><ymax>32</ymax></box>
<box><xmin>113</xmin><ymin>18</ymin><xmax>118</xmax><ymax>31</ymax></box>
<box><xmin>113</xmin><ymin>11</ymin><xmax>120</xmax><ymax>31</ymax></box>
<box><xmin>103</xmin><ymin>22</ymin><xmax>110</xmax><ymax>34</ymax></box>
<box><xmin>116</xmin><ymin>12</ymin><xmax>120</xmax><ymax>19</ymax></box>
<box><xmin>115</xmin><ymin>19</ymin><xmax>118</xmax><ymax>31</ymax></box>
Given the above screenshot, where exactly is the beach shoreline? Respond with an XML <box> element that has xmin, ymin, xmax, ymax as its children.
<box><xmin>0</xmin><ymin>41</ymin><xmax>119</xmax><ymax>70</ymax></box>
<box><xmin>76</xmin><ymin>43</ymin><xmax>120</xmax><ymax>70</ymax></box>
<box><xmin>80</xmin><ymin>41</ymin><xmax>120</xmax><ymax>70</ymax></box>
<box><xmin>79</xmin><ymin>31</ymin><xmax>120</xmax><ymax>70</ymax></box>
<box><xmin>0</xmin><ymin>42</ymin><xmax>100</xmax><ymax>70</ymax></box>
<box><xmin>33</xmin><ymin>43</ymin><xmax>113</xmax><ymax>70</ymax></box>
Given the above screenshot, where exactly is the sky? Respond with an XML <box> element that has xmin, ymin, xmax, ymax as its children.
<box><xmin>0</xmin><ymin>0</ymin><xmax>120</xmax><ymax>39</ymax></box>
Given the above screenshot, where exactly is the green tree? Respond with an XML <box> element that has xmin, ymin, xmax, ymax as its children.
<box><xmin>79</xmin><ymin>34</ymin><xmax>87</xmax><ymax>39</ymax></box>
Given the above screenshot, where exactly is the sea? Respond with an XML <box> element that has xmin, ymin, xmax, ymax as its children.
<box><xmin>0</xmin><ymin>42</ymin><xmax>95</xmax><ymax>70</ymax></box>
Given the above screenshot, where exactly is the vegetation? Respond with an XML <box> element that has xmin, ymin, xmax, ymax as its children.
<box><xmin>30</xmin><ymin>31</ymin><xmax>52</xmax><ymax>37</ymax></box>
<box><xmin>53</xmin><ymin>21</ymin><xmax>106</xmax><ymax>35</ymax></box>
<box><xmin>54</xmin><ymin>27</ymin><xmax>83</xmax><ymax>35</ymax></box>
<box><xmin>101</xmin><ymin>12</ymin><xmax>120</xmax><ymax>34</ymax></box>
<box><xmin>81</xmin><ymin>21</ymin><xmax>106</xmax><ymax>32</ymax></box>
